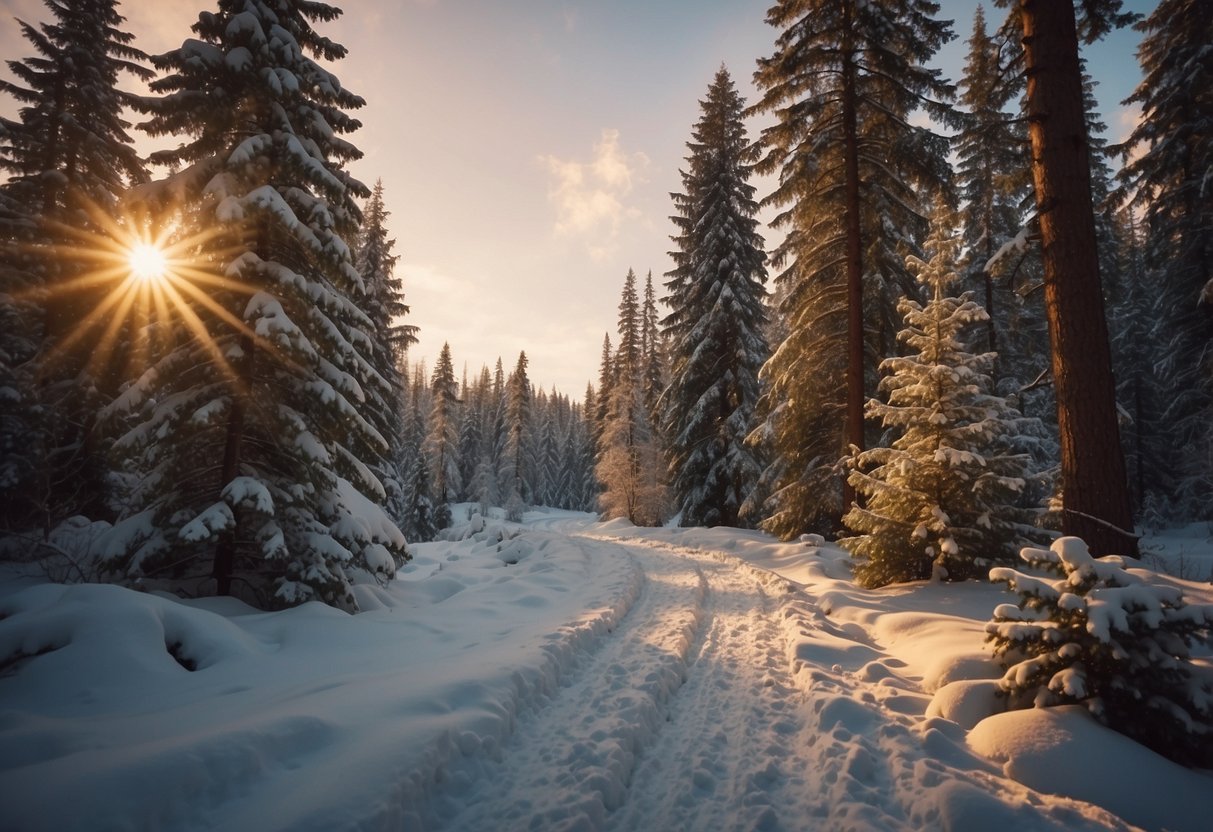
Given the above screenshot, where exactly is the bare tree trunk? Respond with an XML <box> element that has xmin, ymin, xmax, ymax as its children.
<box><xmin>841</xmin><ymin>27</ymin><xmax>865</xmax><ymax>513</ymax></box>
<box><xmin>1019</xmin><ymin>0</ymin><xmax>1136</xmax><ymax>556</ymax></box>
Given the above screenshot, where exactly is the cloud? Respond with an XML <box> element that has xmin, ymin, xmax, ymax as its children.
<box><xmin>540</xmin><ymin>129</ymin><xmax>648</xmax><ymax>261</ymax></box>
<box><xmin>1115</xmin><ymin>103</ymin><xmax>1145</xmax><ymax>163</ymax></box>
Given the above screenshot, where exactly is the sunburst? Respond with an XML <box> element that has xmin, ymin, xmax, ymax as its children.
<box><xmin>36</xmin><ymin>193</ymin><xmax>258</xmax><ymax>383</ymax></box>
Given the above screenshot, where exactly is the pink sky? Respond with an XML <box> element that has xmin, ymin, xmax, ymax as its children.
<box><xmin>0</xmin><ymin>0</ymin><xmax>1154</xmax><ymax>395</ymax></box>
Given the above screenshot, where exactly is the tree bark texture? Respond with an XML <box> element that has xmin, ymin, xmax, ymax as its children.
<box><xmin>1019</xmin><ymin>0</ymin><xmax>1137</xmax><ymax>555</ymax></box>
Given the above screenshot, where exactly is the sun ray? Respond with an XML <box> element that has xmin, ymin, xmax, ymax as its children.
<box><xmin>34</xmin><ymin>190</ymin><xmax>250</xmax><ymax>387</ymax></box>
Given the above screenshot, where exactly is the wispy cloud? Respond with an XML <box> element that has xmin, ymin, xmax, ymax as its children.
<box><xmin>1114</xmin><ymin>103</ymin><xmax>1145</xmax><ymax>163</ymax></box>
<box><xmin>540</xmin><ymin>129</ymin><xmax>649</xmax><ymax>261</ymax></box>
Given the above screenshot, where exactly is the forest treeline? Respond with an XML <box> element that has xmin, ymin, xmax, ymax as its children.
<box><xmin>0</xmin><ymin>0</ymin><xmax>1208</xmax><ymax>609</ymax></box>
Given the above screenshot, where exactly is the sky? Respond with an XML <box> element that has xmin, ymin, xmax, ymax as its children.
<box><xmin>0</xmin><ymin>0</ymin><xmax>1157</xmax><ymax>396</ymax></box>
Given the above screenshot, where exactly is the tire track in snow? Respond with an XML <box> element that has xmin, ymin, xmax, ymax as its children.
<box><xmin>421</xmin><ymin>538</ymin><xmax>709</xmax><ymax>831</ymax></box>
<box><xmin>602</xmin><ymin>543</ymin><xmax>816</xmax><ymax>832</ymax></box>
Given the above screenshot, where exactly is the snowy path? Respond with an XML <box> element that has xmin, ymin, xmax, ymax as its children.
<box><xmin>417</xmin><ymin>525</ymin><xmax>1132</xmax><ymax>832</ymax></box>
<box><xmin>3</xmin><ymin>512</ymin><xmax>1162</xmax><ymax>831</ymax></box>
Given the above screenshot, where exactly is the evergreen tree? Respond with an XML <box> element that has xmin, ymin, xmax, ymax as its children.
<box><xmin>578</xmin><ymin>383</ymin><xmax>600</xmax><ymax>512</ymax></box>
<box><xmin>503</xmin><ymin>351</ymin><xmax>532</xmax><ymax>520</ymax></box>
<box><xmin>108</xmin><ymin>0</ymin><xmax>405</xmax><ymax>609</ymax></box>
<box><xmin>594</xmin><ymin>332</ymin><xmax>614</xmax><ymax>454</ymax></box>
<box><xmin>598</xmin><ymin>269</ymin><xmax>666</xmax><ymax>525</ymax></box>
<box><xmin>1115</xmin><ymin>0</ymin><xmax>1213</xmax><ymax>520</ymax></box>
<box><xmin>467</xmin><ymin>364</ymin><xmax>500</xmax><ymax>514</ymax></box>
<box><xmin>0</xmin><ymin>0</ymin><xmax>151</xmax><ymax>532</ymax></box>
<box><xmin>988</xmin><ymin>537</ymin><xmax>1213</xmax><ymax>767</ymax></box>
<box><xmin>400</xmin><ymin>368</ymin><xmax>436</xmax><ymax>543</ymax></box>
<box><xmin>456</xmin><ymin>368</ymin><xmax>484</xmax><ymax>504</ymax></box>
<box><xmin>1105</xmin><ymin>211</ymin><xmax>1166</xmax><ymax>521</ymax></box>
<box><xmin>664</xmin><ymin>66</ymin><xmax>769</xmax><ymax>529</ymax></box>
<box><xmin>426</xmin><ymin>342</ymin><xmax>461</xmax><ymax>530</ymax></box>
<box><xmin>996</xmin><ymin>0</ymin><xmax>1138</xmax><ymax>555</ymax></box>
<box><xmin>352</xmin><ymin>180</ymin><xmax>415</xmax><ymax>530</ymax></box>
<box><xmin>843</xmin><ymin>203</ymin><xmax>1041</xmax><ymax>587</ymax></box>
<box><xmin>750</xmin><ymin>0</ymin><xmax>955</xmax><ymax>536</ymax></box>
<box><xmin>640</xmin><ymin>271</ymin><xmax>665</xmax><ymax>422</ymax></box>
<box><xmin>955</xmin><ymin>6</ymin><xmax>1038</xmax><ymax>382</ymax></box>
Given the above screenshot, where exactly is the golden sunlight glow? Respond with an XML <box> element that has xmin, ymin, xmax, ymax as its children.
<box><xmin>127</xmin><ymin>242</ymin><xmax>169</xmax><ymax>284</ymax></box>
<box><xmin>36</xmin><ymin>194</ymin><xmax>254</xmax><ymax>381</ymax></box>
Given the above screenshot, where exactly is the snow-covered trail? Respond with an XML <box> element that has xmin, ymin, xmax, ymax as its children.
<box><xmin>417</xmin><ymin>524</ymin><xmax>1132</xmax><ymax>832</ymax></box>
<box><xmin>422</xmin><ymin>535</ymin><xmax>713</xmax><ymax>829</ymax></box>
<box><xmin>602</xmin><ymin>543</ymin><xmax>815</xmax><ymax>832</ymax></box>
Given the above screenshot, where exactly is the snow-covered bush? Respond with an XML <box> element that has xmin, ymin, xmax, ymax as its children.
<box><xmin>987</xmin><ymin>537</ymin><xmax>1213</xmax><ymax>766</ymax></box>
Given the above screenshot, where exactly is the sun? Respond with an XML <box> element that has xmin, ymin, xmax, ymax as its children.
<box><xmin>128</xmin><ymin>242</ymin><xmax>168</xmax><ymax>284</ymax></box>
<box><xmin>34</xmin><ymin>194</ymin><xmax>255</xmax><ymax>381</ymax></box>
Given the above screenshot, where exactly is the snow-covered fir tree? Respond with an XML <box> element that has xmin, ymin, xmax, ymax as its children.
<box><xmin>399</xmin><ymin>367</ymin><xmax>436</xmax><ymax>543</ymax></box>
<box><xmin>750</xmin><ymin>0</ymin><xmax>955</xmax><ymax>537</ymax></box>
<box><xmin>598</xmin><ymin>269</ymin><xmax>666</xmax><ymax>526</ymax></box>
<box><xmin>425</xmin><ymin>343</ymin><xmax>461</xmax><ymax>530</ymax></box>
<box><xmin>663</xmin><ymin>66</ymin><xmax>769</xmax><ymax>529</ymax></box>
<box><xmin>843</xmin><ymin>203</ymin><xmax>1042</xmax><ymax>588</ymax></box>
<box><xmin>503</xmin><ymin>351</ymin><xmax>533</xmax><ymax>521</ymax></box>
<box><xmin>640</xmin><ymin>271</ymin><xmax>665</xmax><ymax>424</ymax></box>
<box><xmin>106</xmin><ymin>0</ymin><xmax>405</xmax><ymax>609</ymax></box>
<box><xmin>352</xmin><ymin>180</ymin><xmax>414</xmax><ymax>528</ymax></box>
<box><xmin>0</xmin><ymin>0</ymin><xmax>151</xmax><ymax>532</ymax></box>
<box><xmin>593</xmin><ymin>332</ymin><xmax>614</xmax><ymax>456</ymax></box>
<box><xmin>988</xmin><ymin>537</ymin><xmax>1213</xmax><ymax>767</ymax></box>
<box><xmin>1114</xmin><ymin>0</ymin><xmax>1213</xmax><ymax>520</ymax></box>
<box><xmin>465</xmin><ymin>365</ymin><xmax>500</xmax><ymax>514</ymax></box>
<box><xmin>954</xmin><ymin>7</ymin><xmax>1043</xmax><ymax>388</ymax></box>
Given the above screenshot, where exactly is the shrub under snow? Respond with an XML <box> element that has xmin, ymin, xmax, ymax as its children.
<box><xmin>987</xmin><ymin>537</ymin><xmax>1213</xmax><ymax>766</ymax></box>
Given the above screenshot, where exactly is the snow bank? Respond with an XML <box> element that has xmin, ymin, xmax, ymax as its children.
<box><xmin>969</xmin><ymin>706</ymin><xmax>1213</xmax><ymax>832</ymax></box>
<box><xmin>595</xmin><ymin>521</ymin><xmax>1213</xmax><ymax>831</ymax></box>
<box><xmin>0</xmin><ymin>512</ymin><xmax>644</xmax><ymax>832</ymax></box>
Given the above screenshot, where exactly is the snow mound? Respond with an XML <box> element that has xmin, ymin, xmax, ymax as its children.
<box><xmin>969</xmin><ymin>706</ymin><xmax>1213</xmax><ymax>832</ymax></box>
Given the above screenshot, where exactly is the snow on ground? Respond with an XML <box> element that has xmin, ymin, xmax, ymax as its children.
<box><xmin>0</xmin><ymin>507</ymin><xmax>1210</xmax><ymax>831</ymax></box>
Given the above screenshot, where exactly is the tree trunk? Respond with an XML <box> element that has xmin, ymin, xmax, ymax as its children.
<box><xmin>841</xmin><ymin>28</ymin><xmax>865</xmax><ymax>513</ymax></box>
<box><xmin>1019</xmin><ymin>0</ymin><xmax>1137</xmax><ymax>556</ymax></box>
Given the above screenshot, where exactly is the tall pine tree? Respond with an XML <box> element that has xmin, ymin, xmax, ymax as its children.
<box><xmin>750</xmin><ymin>0</ymin><xmax>955</xmax><ymax>536</ymax></box>
<box><xmin>0</xmin><ymin>0</ymin><xmax>151</xmax><ymax>533</ymax></box>
<box><xmin>107</xmin><ymin>0</ymin><xmax>406</xmax><ymax>609</ymax></box>
<box><xmin>1115</xmin><ymin>0</ymin><xmax>1213</xmax><ymax>520</ymax></box>
<box><xmin>425</xmin><ymin>342</ymin><xmax>460</xmax><ymax>530</ymax></box>
<box><xmin>352</xmin><ymin>180</ymin><xmax>415</xmax><ymax>531</ymax></box>
<box><xmin>664</xmin><ymin>66</ymin><xmax>769</xmax><ymax>529</ymax></box>
<box><xmin>598</xmin><ymin>269</ymin><xmax>666</xmax><ymax>525</ymax></box>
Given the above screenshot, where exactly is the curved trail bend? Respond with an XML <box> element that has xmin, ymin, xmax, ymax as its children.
<box><xmin>418</xmin><ymin>521</ymin><xmax>1130</xmax><ymax>832</ymax></box>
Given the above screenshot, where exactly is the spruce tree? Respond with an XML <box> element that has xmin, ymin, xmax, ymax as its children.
<box><xmin>0</xmin><ymin>0</ymin><xmax>151</xmax><ymax>532</ymax></box>
<box><xmin>750</xmin><ymin>0</ymin><xmax>955</xmax><ymax>536</ymax></box>
<box><xmin>988</xmin><ymin>537</ymin><xmax>1213</xmax><ymax>767</ymax></box>
<box><xmin>1115</xmin><ymin>0</ymin><xmax>1213</xmax><ymax>520</ymax></box>
<box><xmin>598</xmin><ymin>269</ymin><xmax>666</xmax><ymax>525</ymax></box>
<box><xmin>503</xmin><ymin>351</ymin><xmax>532</xmax><ymax>521</ymax></box>
<box><xmin>400</xmin><ymin>369</ymin><xmax>436</xmax><ymax>543</ymax></box>
<box><xmin>353</xmin><ymin>180</ymin><xmax>414</xmax><ymax>530</ymax></box>
<box><xmin>426</xmin><ymin>343</ymin><xmax>461</xmax><ymax>530</ymax></box>
<box><xmin>594</xmin><ymin>333</ymin><xmax>614</xmax><ymax>455</ymax></box>
<box><xmin>640</xmin><ymin>271</ymin><xmax>665</xmax><ymax>423</ymax></box>
<box><xmin>843</xmin><ymin>203</ymin><xmax>1040</xmax><ymax>587</ymax></box>
<box><xmin>108</xmin><ymin>0</ymin><xmax>405</xmax><ymax>609</ymax></box>
<box><xmin>664</xmin><ymin>66</ymin><xmax>769</xmax><ymax>529</ymax></box>
<box><xmin>955</xmin><ymin>6</ymin><xmax>1038</xmax><ymax>381</ymax></box>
